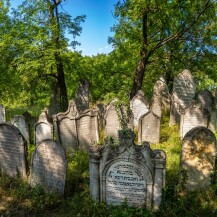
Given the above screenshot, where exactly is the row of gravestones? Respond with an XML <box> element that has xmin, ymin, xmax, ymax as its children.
<box><xmin>0</xmin><ymin>123</ymin><xmax>216</xmax><ymax>210</ymax></box>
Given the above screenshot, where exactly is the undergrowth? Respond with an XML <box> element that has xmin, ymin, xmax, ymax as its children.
<box><xmin>1</xmin><ymin>113</ymin><xmax>217</xmax><ymax>217</ymax></box>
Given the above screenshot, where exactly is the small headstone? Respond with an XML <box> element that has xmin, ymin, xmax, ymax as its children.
<box><xmin>209</xmin><ymin>108</ymin><xmax>217</xmax><ymax>133</ymax></box>
<box><xmin>180</xmin><ymin>102</ymin><xmax>209</xmax><ymax>138</ymax></box>
<box><xmin>138</xmin><ymin>111</ymin><xmax>161</xmax><ymax>144</ymax></box>
<box><xmin>197</xmin><ymin>89</ymin><xmax>213</xmax><ymax>113</ymax></box>
<box><xmin>11</xmin><ymin>115</ymin><xmax>30</xmax><ymax>143</ymax></box>
<box><xmin>130</xmin><ymin>90</ymin><xmax>149</xmax><ymax>128</ymax></box>
<box><xmin>179</xmin><ymin>127</ymin><xmax>217</xmax><ymax>191</ymax></box>
<box><xmin>35</xmin><ymin>110</ymin><xmax>53</xmax><ymax>145</ymax></box>
<box><xmin>0</xmin><ymin>104</ymin><xmax>6</xmax><ymax>123</ymax></box>
<box><xmin>0</xmin><ymin>123</ymin><xmax>27</xmax><ymax>178</ymax></box>
<box><xmin>74</xmin><ymin>78</ymin><xmax>90</xmax><ymax>111</ymax></box>
<box><xmin>169</xmin><ymin>70</ymin><xmax>196</xmax><ymax>126</ymax></box>
<box><xmin>89</xmin><ymin>129</ymin><xmax>166</xmax><ymax>210</ymax></box>
<box><xmin>30</xmin><ymin>140</ymin><xmax>67</xmax><ymax>195</ymax></box>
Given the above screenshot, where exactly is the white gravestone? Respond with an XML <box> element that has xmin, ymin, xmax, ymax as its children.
<box><xmin>0</xmin><ymin>104</ymin><xmax>6</xmax><ymax>123</ymax></box>
<box><xmin>0</xmin><ymin>123</ymin><xmax>27</xmax><ymax>178</ymax></box>
<box><xmin>89</xmin><ymin>129</ymin><xmax>166</xmax><ymax>210</ymax></box>
<box><xmin>179</xmin><ymin>127</ymin><xmax>217</xmax><ymax>191</ymax></box>
<box><xmin>30</xmin><ymin>140</ymin><xmax>67</xmax><ymax>195</ymax></box>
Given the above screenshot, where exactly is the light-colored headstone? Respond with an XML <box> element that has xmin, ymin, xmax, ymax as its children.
<box><xmin>179</xmin><ymin>127</ymin><xmax>217</xmax><ymax>191</ymax></box>
<box><xmin>30</xmin><ymin>140</ymin><xmax>67</xmax><ymax>195</ymax></box>
<box><xmin>180</xmin><ymin>102</ymin><xmax>209</xmax><ymax>138</ymax></box>
<box><xmin>169</xmin><ymin>70</ymin><xmax>196</xmax><ymax>126</ymax></box>
<box><xmin>11</xmin><ymin>115</ymin><xmax>29</xmax><ymax>143</ymax></box>
<box><xmin>89</xmin><ymin>129</ymin><xmax>166</xmax><ymax>210</ymax></box>
<box><xmin>138</xmin><ymin>111</ymin><xmax>161</xmax><ymax>144</ymax></box>
<box><xmin>53</xmin><ymin>100</ymin><xmax>99</xmax><ymax>152</ymax></box>
<box><xmin>0</xmin><ymin>104</ymin><xmax>6</xmax><ymax>123</ymax></box>
<box><xmin>74</xmin><ymin>78</ymin><xmax>90</xmax><ymax>111</ymax></box>
<box><xmin>35</xmin><ymin>110</ymin><xmax>53</xmax><ymax>145</ymax></box>
<box><xmin>130</xmin><ymin>90</ymin><xmax>149</xmax><ymax>128</ymax></box>
<box><xmin>0</xmin><ymin>123</ymin><xmax>27</xmax><ymax>178</ymax></box>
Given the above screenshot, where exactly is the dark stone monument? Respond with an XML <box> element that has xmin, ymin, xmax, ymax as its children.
<box><xmin>30</xmin><ymin>140</ymin><xmax>67</xmax><ymax>195</ymax></box>
<box><xmin>197</xmin><ymin>89</ymin><xmax>213</xmax><ymax>113</ymax></box>
<box><xmin>0</xmin><ymin>123</ymin><xmax>27</xmax><ymax>178</ymax></box>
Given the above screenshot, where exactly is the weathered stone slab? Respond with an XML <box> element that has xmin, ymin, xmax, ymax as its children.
<box><xmin>179</xmin><ymin>127</ymin><xmax>217</xmax><ymax>191</ymax></box>
<box><xmin>53</xmin><ymin>100</ymin><xmax>99</xmax><ymax>152</ymax></box>
<box><xmin>130</xmin><ymin>90</ymin><xmax>149</xmax><ymax>128</ymax></box>
<box><xmin>169</xmin><ymin>70</ymin><xmax>196</xmax><ymax>126</ymax></box>
<box><xmin>0</xmin><ymin>104</ymin><xmax>6</xmax><ymax>123</ymax></box>
<box><xmin>197</xmin><ymin>89</ymin><xmax>213</xmax><ymax>113</ymax></box>
<box><xmin>0</xmin><ymin>123</ymin><xmax>27</xmax><ymax>178</ymax></box>
<box><xmin>89</xmin><ymin>129</ymin><xmax>166</xmax><ymax>210</ymax></box>
<box><xmin>35</xmin><ymin>110</ymin><xmax>53</xmax><ymax>145</ymax></box>
<box><xmin>138</xmin><ymin>111</ymin><xmax>161</xmax><ymax>144</ymax></box>
<box><xmin>11</xmin><ymin>115</ymin><xmax>29</xmax><ymax>143</ymax></box>
<box><xmin>30</xmin><ymin>140</ymin><xmax>67</xmax><ymax>195</ymax></box>
<box><xmin>180</xmin><ymin>103</ymin><xmax>209</xmax><ymax>138</ymax></box>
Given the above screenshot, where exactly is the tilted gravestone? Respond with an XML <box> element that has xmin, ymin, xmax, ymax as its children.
<box><xmin>130</xmin><ymin>90</ymin><xmax>149</xmax><ymax>129</ymax></box>
<box><xmin>89</xmin><ymin>129</ymin><xmax>166</xmax><ymax>210</ymax></box>
<box><xmin>30</xmin><ymin>140</ymin><xmax>67</xmax><ymax>195</ymax></box>
<box><xmin>179</xmin><ymin>127</ymin><xmax>217</xmax><ymax>191</ymax></box>
<box><xmin>180</xmin><ymin>102</ymin><xmax>209</xmax><ymax>138</ymax></box>
<box><xmin>11</xmin><ymin>115</ymin><xmax>30</xmax><ymax>143</ymax></box>
<box><xmin>169</xmin><ymin>70</ymin><xmax>196</xmax><ymax>126</ymax></box>
<box><xmin>35</xmin><ymin>110</ymin><xmax>53</xmax><ymax>145</ymax></box>
<box><xmin>53</xmin><ymin>100</ymin><xmax>99</xmax><ymax>152</ymax></box>
<box><xmin>0</xmin><ymin>123</ymin><xmax>27</xmax><ymax>178</ymax></box>
<box><xmin>138</xmin><ymin>111</ymin><xmax>161</xmax><ymax>144</ymax></box>
<box><xmin>0</xmin><ymin>104</ymin><xmax>6</xmax><ymax>123</ymax></box>
<box><xmin>74</xmin><ymin>78</ymin><xmax>90</xmax><ymax>111</ymax></box>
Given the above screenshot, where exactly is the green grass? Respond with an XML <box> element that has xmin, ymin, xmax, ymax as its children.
<box><xmin>1</xmin><ymin>114</ymin><xmax>217</xmax><ymax>216</ymax></box>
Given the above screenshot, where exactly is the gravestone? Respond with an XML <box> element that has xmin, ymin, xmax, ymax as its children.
<box><xmin>89</xmin><ymin>129</ymin><xmax>166</xmax><ymax>210</ymax></box>
<box><xmin>53</xmin><ymin>100</ymin><xmax>99</xmax><ymax>152</ymax></box>
<box><xmin>74</xmin><ymin>78</ymin><xmax>90</xmax><ymax>111</ymax></box>
<box><xmin>138</xmin><ymin>111</ymin><xmax>161</xmax><ymax>144</ymax></box>
<box><xmin>169</xmin><ymin>70</ymin><xmax>196</xmax><ymax>126</ymax></box>
<box><xmin>180</xmin><ymin>102</ymin><xmax>209</xmax><ymax>138</ymax></box>
<box><xmin>30</xmin><ymin>140</ymin><xmax>67</xmax><ymax>195</ymax></box>
<box><xmin>130</xmin><ymin>90</ymin><xmax>149</xmax><ymax>128</ymax></box>
<box><xmin>197</xmin><ymin>89</ymin><xmax>213</xmax><ymax>113</ymax></box>
<box><xmin>0</xmin><ymin>123</ymin><xmax>27</xmax><ymax>178</ymax></box>
<box><xmin>11</xmin><ymin>115</ymin><xmax>30</xmax><ymax>143</ymax></box>
<box><xmin>179</xmin><ymin>127</ymin><xmax>217</xmax><ymax>191</ymax></box>
<box><xmin>35</xmin><ymin>110</ymin><xmax>53</xmax><ymax>145</ymax></box>
<box><xmin>0</xmin><ymin>104</ymin><xmax>6</xmax><ymax>123</ymax></box>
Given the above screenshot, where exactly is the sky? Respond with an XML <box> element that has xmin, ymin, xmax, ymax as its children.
<box><xmin>10</xmin><ymin>0</ymin><xmax>117</xmax><ymax>56</ymax></box>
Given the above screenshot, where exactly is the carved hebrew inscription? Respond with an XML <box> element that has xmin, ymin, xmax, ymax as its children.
<box><xmin>105</xmin><ymin>161</ymin><xmax>147</xmax><ymax>207</ymax></box>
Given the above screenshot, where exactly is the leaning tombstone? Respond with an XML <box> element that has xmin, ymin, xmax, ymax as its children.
<box><xmin>0</xmin><ymin>104</ymin><xmax>6</xmax><ymax>123</ymax></box>
<box><xmin>0</xmin><ymin>123</ymin><xmax>27</xmax><ymax>178</ymax></box>
<box><xmin>11</xmin><ymin>115</ymin><xmax>30</xmax><ymax>143</ymax></box>
<box><xmin>30</xmin><ymin>140</ymin><xmax>67</xmax><ymax>195</ymax></box>
<box><xmin>169</xmin><ymin>70</ymin><xmax>196</xmax><ymax>126</ymax></box>
<box><xmin>180</xmin><ymin>102</ymin><xmax>209</xmax><ymax>138</ymax></box>
<box><xmin>89</xmin><ymin>129</ymin><xmax>166</xmax><ymax>210</ymax></box>
<box><xmin>35</xmin><ymin>110</ymin><xmax>53</xmax><ymax>145</ymax></box>
<box><xmin>130</xmin><ymin>90</ymin><xmax>149</xmax><ymax>129</ymax></box>
<box><xmin>138</xmin><ymin>111</ymin><xmax>161</xmax><ymax>144</ymax></box>
<box><xmin>74</xmin><ymin>78</ymin><xmax>90</xmax><ymax>111</ymax></box>
<box><xmin>179</xmin><ymin>127</ymin><xmax>217</xmax><ymax>191</ymax></box>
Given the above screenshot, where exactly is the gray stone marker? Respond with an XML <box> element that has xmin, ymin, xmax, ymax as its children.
<box><xmin>180</xmin><ymin>102</ymin><xmax>209</xmax><ymax>138</ymax></box>
<box><xmin>179</xmin><ymin>127</ymin><xmax>217</xmax><ymax>191</ymax></box>
<box><xmin>30</xmin><ymin>140</ymin><xmax>67</xmax><ymax>195</ymax></box>
<box><xmin>0</xmin><ymin>123</ymin><xmax>27</xmax><ymax>178</ymax></box>
<box><xmin>35</xmin><ymin>110</ymin><xmax>53</xmax><ymax>145</ymax></box>
<box><xmin>197</xmin><ymin>89</ymin><xmax>213</xmax><ymax>113</ymax></box>
<box><xmin>11</xmin><ymin>115</ymin><xmax>30</xmax><ymax>143</ymax></box>
<box><xmin>89</xmin><ymin>129</ymin><xmax>166</xmax><ymax>210</ymax></box>
<box><xmin>169</xmin><ymin>70</ymin><xmax>196</xmax><ymax>126</ymax></box>
<box><xmin>0</xmin><ymin>104</ymin><xmax>6</xmax><ymax>123</ymax></box>
<box><xmin>130</xmin><ymin>90</ymin><xmax>149</xmax><ymax>129</ymax></box>
<box><xmin>138</xmin><ymin>111</ymin><xmax>161</xmax><ymax>144</ymax></box>
<box><xmin>74</xmin><ymin>78</ymin><xmax>90</xmax><ymax>111</ymax></box>
<box><xmin>53</xmin><ymin>100</ymin><xmax>99</xmax><ymax>152</ymax></box>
